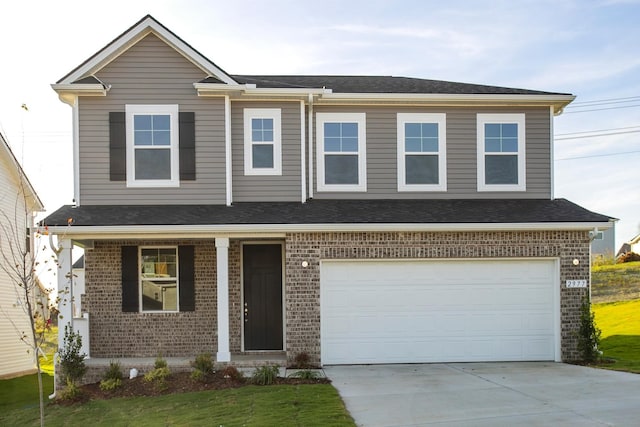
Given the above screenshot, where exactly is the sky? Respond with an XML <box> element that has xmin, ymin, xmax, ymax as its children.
<box><xmin>0</xmin><ymin>0</ymin><xmax>638</xmax><ymax>251</ymax></box>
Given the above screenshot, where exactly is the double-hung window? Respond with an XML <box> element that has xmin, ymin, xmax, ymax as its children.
<box><xmin>316</xmin><ymin>112</ymin><xmax>367</xmax><ymax>192</ymax></box>
<box><xmin>125</xmin><ymin>105</ymin><xmax>179</xmax><ymax>187</ymax></box>
<box><xmin>140</xmin><ymin>247</ymin><xmax>178</xmax><ymax>312</ymax></box>
<box><xmin>477</xmin><ymin>113</ymin><xmax>526</xmax><ymax>191</ymax></box>
<box><xmin>244</xmin><ymin>108</ymin><xmax>282</xmax><ymax>175</ymax></box>
<box><xmin>397</xmin><ymin>113</ymin><xmax>446</xmax><ymax>191</ymax></box>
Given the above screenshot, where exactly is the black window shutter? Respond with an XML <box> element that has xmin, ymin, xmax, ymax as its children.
<box><xmin>179</xmin><ymin>245</ymin><xmax>195</xmax><ymax>311</ymax></box>
<box><xmin>121</xmin><ymin>246</ymin><xmax>139</xmax><ymax>312</ymax></box>
<box><xmin>109</xmin><ymin>112</ymin><xmax>126</xmax><ymax>181</ymax></box>
<box><xmin>179</xmin><ymin>112</ymin><xmax>196</xmax><ymax>181</ymax></box>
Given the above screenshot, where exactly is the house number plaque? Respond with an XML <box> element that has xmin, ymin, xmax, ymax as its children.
<box><xmin>565</xmin><ymin>280</ymin><xmax>588</xmax><ymax>288</ymax></box>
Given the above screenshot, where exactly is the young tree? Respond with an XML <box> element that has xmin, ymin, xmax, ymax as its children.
<box><xmin>0</xmin><ymin>132</ymin><xmax>49</xmax><ymax>426</ymax></box>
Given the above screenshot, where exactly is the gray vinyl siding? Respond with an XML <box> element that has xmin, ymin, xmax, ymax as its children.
<box><xmin>312</xmin><ymin>106</ymin><xmax>551</xmax><ymax>199</ymax></box>
<box><xmin>78</xmin><ymin>33</ymin><xmax>226</xmax><ymax>205</ymax></box>
<box><xmin>231</xmin><ymin>101</ymin><xmax>302</xmax><ymax>202</ymax></box>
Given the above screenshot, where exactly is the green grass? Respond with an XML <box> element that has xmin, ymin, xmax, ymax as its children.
<box><xmin>0</xmin><ymin>373</ymin><xmax>54</xmax><ymax>412</ymax></box>
<box><xmin>591</xmin><ymin>261</ymin><xmax>640</xmax><ymax>303</ymax></box>
<box><xmin>593</xmin><ymin>299</ymin><xmax>640</xmax><ymax>373</ymax></box>
<box><xmin>0</xmin><ymin>384</ymin><xmax>354</xmax><ymax>427</ymax></box>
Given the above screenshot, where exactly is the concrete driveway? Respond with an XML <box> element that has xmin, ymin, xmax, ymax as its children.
<box><xmin>324</xmin><ymin>362</ymin><xmax>640</xmax><ymax>426</ymax></box>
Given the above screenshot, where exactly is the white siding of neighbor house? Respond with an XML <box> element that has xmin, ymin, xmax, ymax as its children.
<box><xmin>0</xmin><ymin>150</ymin><xmax>35</xmax><ymax>378</ymax></box>
<box><xmin>79</xmin><ymin>33</ymin><xmax>227</xmax><ymax>205</ymax></box>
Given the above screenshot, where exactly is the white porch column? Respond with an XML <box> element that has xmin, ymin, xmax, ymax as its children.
<box><xmin>56</xmin><ymin>239</ymin><xmax>73</xmax><ymax>352</ymax></box>
<box><xmin>215</xmin><ymin>237</ymin><xmax>231</xmax><ymax>362</ymax></box>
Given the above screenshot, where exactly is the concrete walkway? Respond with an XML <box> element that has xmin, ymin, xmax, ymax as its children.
<box><xmin>324</xmin><ymin>362</ymin><xmax>640</xmax><ymax>426</ymax></box>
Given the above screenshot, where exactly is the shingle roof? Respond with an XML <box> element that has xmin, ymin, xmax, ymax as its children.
<box><xmin>222</xmin><ymin>75</ymin><xmax>569</xmax><ymax>95</ymax></box>
<box><xmin>42</xmin><ymin>199</ymin><xmax>611</xmax><ymax>228</ymax></box>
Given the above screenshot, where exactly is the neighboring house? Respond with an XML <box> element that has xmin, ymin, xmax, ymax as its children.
<box><xmin>590</xmin><ymin>224</ymin><xmax>615</xmax><ymax>261</ymax></box>
<box><xmin>0</xmin><ymin>132</ymin><xmax>44</xmax><ymax>378</ymax></box>
<box><xmin>44</xmin><ymin>15</ymin><xmax>613</xmax><ymax>369</ymax></box>
<box><xmin>617</xmin><ymin>233</ymin><xmax>640</xmax><ymax>257</ymax></box>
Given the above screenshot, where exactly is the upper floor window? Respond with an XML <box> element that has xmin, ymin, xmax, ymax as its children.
<box><xmin>140</xmin><ymin>247</ymin><xmax>178</xmax><ymax>312</ymax></box>
<box><xmin>477</xmin><ymin>113</ymin><xmax>526</xmax><ymax>191</ymax></box>
<box><xmin>397</xmin><ymin>113</ymin><xmax>447</xmax><ymax>191</ymax></box>
<box><xmin>316</xmin><ymin>112</ymin><xmax>367</xmax><ymax>192</ymax></box>
<box><xmin>125</xmin><ymin>105</ymin><xmax>179</xmax><ymax>187</ymax></box>
<box><xmin>244</xmin><ymin>108</ymin><xmax>282</xmax><ymax>175</ymax></box>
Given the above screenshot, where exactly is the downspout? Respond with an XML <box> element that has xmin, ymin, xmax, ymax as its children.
<box><xmin>225</xmin><ymin>95</ymin><xmax>232</xmax><ymax>206</ymax></box>
<box><xmin>72</xmin><ymin>98</ymin><xmax>80</xmax><ymax>205</ymax></box>
<box><xmin>549</xmin><ymin>105</ymin><xmax>555</xmax><ymax>200</ymax></box>
<box><xmin>307</xmin><ymin>93</ymin><xmax>314</xmax><ymax>199</ymax></box>
<box><xmin>300</xmin><ymin>100</ymin><xmax>307</xmax><ymax>203</ymax></box>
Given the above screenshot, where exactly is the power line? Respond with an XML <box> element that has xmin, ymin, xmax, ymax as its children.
<box><xmin>563</xmin><ymin>104</ymin><xmax>640</xmax><ymax>114</ymax></box>
<box><xmin>555</xmin><ymin>129</ymin><xmax>640</xmax><ymax>140</ymax></box>
<box><xmin>556</xmin><ymin>125</ymin><xmax>640</xmax><ymax>137</ymax></box>
<box><xmin>555</xmin><ymin>150</ymin><xmax>640</xmax><ymax>161</ymax></box>
<box><xmin>568</xmin><ymin>95</ymin><xmax>640</xmax><ymax>106</ymax></box>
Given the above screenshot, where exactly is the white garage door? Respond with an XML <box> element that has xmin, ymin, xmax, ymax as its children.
<box><xmin>321</xmin><ymin>259</ymin><xmax>558</xmax><ymax>365</ymax></box>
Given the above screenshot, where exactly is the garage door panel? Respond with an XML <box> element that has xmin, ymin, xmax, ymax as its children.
<box><xmin>321</xmin><ymin>259</ymin><xmax>557</xmax><ymax>364</ymax></box>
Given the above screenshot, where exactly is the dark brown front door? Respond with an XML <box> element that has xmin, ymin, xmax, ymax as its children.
<box><xmin>243</xmin><ymin>244</ymin><xmax>283</xmax><ymax>351</ymax></box>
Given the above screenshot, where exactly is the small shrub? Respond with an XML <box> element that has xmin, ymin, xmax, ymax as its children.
<box><xmin>251</xmin><ymin>365</ymin><xmax>280</xmax><ymax>385</ymax></box>
<box><xmin>59</xmin><ymin>325</ymin><xmax>86</xmax><ymax>385</ymax></box>
<box><xmin>290</xmin><ymin>352</ymin><xmax>312</xmax><ymax>369</ymax></box>
<box><xmin>190</xmin><ymin>369</ymin><xmax>205</xmax><ymax>382</ymax></box>
<box><xmin>219</xmin><ymin>365</ymin><xmax>243</xmax><ymax>381</ymax></box>
<box><xmin>103</xmin><ymin>360</ymin><xmax>123</xmax><ymax>381</ymax></box>
<box><xmin>144</xmin><ymin>363</ymin><xmax>171</xmax><ymax>391</ymax></box>
<box><xmin>99</xmin><ymin>378</ymin><xmax>122</xmax><ymax>391</ymax></box>
<box><xmin>60</xmin><ymin>378</ymin><xmax>82</xmax><ymax>400</ymax></box>
<box><xmin>154</xmin><ymin>355</ymin><xmax>168</xmax><ymax>369</ymax></box>
<box><xmin>192</xmin><ymin>353</ymin><xmax>214</xmax><ymax>374</ymax></box>
<box><xmin>144</xmin><ymin>366</ymin><xmax>170</xmax><ymax>383</ymax></box>
<box><xmin>577</xmin><ymin>296</ymin><xmax>602</xmax><ymax>363</ymax></box>
<box><xmin>288</xmin><ymin>369</ymin><xmax>319</xmax><ymax>380</ymax></box>
<box><xmin>618</xmin><ymin>252</ymin><xmax>640</xmax><ymax>263</ymax></box>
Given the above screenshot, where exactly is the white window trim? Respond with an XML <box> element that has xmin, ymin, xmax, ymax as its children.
<box><xmin>243</xmin><ymin>108</ymin><xmax>282</xmax><ymax>176</ymax></box>
<box><xmin>316</xmin><ymin>112</ymin><xmax>367</xmax><ymax>192</ymax></box>
<box><xmin>125</xmin><ymin>104</ymin><xmax>180</xmax><ymax>188</ymax></box>
<box><xmin>397</xmin><ymin>113</ymin><xmax>447</xmax><ymax>192</ymax></box>
<box><xmin>139</xmin><ymin>246</ymin><xmax>179</xmax><ymax>313</ymax></box>
<box><xmin>477</xmin><ymin>113</ymin><xmax>526</xmax><ymax>192</ymax></box>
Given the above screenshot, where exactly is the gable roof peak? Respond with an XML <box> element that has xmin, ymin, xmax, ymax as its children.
<box><xmin>56</xmin><ymin>15</ymin><xmax>236</xmax><ymax>86</ymax></box>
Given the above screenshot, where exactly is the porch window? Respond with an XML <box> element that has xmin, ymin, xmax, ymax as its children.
<box><xmin>121</xmin><ymin>245</ymin><xmax>195</xmax><ymax>313</ymax></box>
<box><xmin>140</xmin><ymin>247</ymin><xmax>178</xmax><ymax>312</ymax></box>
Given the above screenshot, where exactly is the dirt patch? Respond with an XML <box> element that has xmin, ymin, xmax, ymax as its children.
<box><xmin>56</xmin><ymin>370</ymin><xmax>330</xmax><ymax>403</ymax></box>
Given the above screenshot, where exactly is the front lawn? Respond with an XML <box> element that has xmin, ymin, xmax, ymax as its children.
<box><xmin>0</xmin><ymin>383</ymin><xmax>354</xmax><ymax>426</ymax></box>
<box><xmin>0</xmin><ymin>374</ymin><xmax>54</xmax><ymax>412</ymax></box>
<box><xmin>593</xmin><ymin>299</ymin><xmax>640</xmax><ymax>373</ymax></box>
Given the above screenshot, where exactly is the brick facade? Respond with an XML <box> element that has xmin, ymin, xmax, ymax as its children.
<box><xmin>83</xmin><ymin>230</ymin><xmax>590</xmax><ymax>363</ymax></box>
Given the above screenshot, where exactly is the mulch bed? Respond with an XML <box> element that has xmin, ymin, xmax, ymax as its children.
<box><xmin>57</xmin><ymin>370</ymin><xmax>330</xmax><ymax>404</ymax></box>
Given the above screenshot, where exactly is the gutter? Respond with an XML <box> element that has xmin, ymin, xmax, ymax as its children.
<box><xmin>44</xmin><ymin>220</ymin><xmax>614</xmax><ymax>239</ymax></box>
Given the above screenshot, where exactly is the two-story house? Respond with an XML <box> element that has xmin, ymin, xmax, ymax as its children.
<box><xmin>44</xmin><ymin>15</ymin><xmax>612</xmax><ymax>373</ymax></box>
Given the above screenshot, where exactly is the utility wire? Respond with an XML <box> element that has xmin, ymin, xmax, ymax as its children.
<box><xmin>555</xmin><ymin>150</ymin><xmax>640</xmax><ymax>161</ymax></box>
<box><xmin>563</xmin><ymin>104</ymin><xmax>640</xmax><ymax>114</ymax></box>
<box><xmin>568</xmin><ymin>95</ymin><xmax>640</xmax><ymax>106</ymax></box>
<box><xmin>556</xmin><ymin>125</ymin><xmax>640</xmax><ymax>137</ymax></box>
<box><xmin>555</xmin><ymin>129</ymin><xmax>640</xmax><ymax>140</ymax></box>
